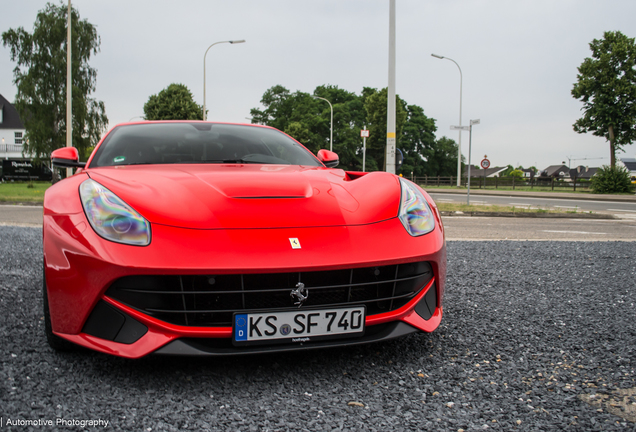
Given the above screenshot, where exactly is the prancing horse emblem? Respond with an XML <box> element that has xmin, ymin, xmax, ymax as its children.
<box><xmin>290</xmin><ymin>282</ymin><xmax>308</xmax><ymax>307</ymax></box>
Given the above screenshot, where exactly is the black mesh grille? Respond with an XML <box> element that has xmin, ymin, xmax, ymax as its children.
<box><xmin>105</xmin><ymin>261</ymin><xmax>433</xmax><ymax>327</ymax></box>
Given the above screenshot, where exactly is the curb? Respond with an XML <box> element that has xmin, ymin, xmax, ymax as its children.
<box><xmin>0</xmin><ymin>202</ymin><xmax>44</xmax><ymax>207</ymax></box>
<box><xmin>440</xmin><ymin>211</ymin><xmax>616</xmax><ymax>219</ymax></box>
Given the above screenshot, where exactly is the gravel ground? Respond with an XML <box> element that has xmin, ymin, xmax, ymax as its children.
<box><xmin>1</xmin><ymin>225</ymin><xmax>635</xmax><ymax>431</ymax></box>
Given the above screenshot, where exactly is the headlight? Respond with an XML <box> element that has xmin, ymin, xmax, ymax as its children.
<box><xmin>79</xmin><ymin>179</ymin><xmax>151</xmax><ymax>246</ymax></box>
<box><xmin>398</xmin><ymin>178</ymin><xmax>435</xmax><ymax>236</ymax></box>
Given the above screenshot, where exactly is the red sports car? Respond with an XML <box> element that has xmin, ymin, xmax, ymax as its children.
<box><xmin>43</xmin><ymin>121</ymin><xmax>446</xmax><ymax>358</ymax></box>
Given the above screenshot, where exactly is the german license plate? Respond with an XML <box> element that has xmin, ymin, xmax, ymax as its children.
<box><xmin>233</xmin><ymin>306</ymin><xmax>365</xmax><ymax>346</ymax></box>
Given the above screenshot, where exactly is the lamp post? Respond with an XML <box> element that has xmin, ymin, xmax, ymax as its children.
<box><xmin>431</xmin><ymin>53</ymin><xmax>462</xmax><ymax>187</ymax></box>
<box><xmin>312</xmin><ymin>95</ymin><xmax>333</xmax><ymax>152</ymax></box>
<box><xmin>466</xmin><ymin>119</ymin><xmax>480</xmax><ymax>205</ymax></box>
<box><xmin>203</xmin><ymin>39</ymin><xmax>245</xmax><ymax>121</ymax></box>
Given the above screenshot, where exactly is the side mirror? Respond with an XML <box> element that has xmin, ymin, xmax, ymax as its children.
<box><xmin>317</xmin><ymin>149</ymin><xmax>339</xmax><ymax>168</ymax></box>
<box><xmin>51</xmin><ymin>147</ymin><xmax>86</xmax><ymax>168</ymax></box>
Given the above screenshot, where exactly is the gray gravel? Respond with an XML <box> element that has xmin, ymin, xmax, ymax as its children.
<box><xmin>1</xmin><ymin>225</ymin><xmax>635</xmax><ymax>431</ymax></box>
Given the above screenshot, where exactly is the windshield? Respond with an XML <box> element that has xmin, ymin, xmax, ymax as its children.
<box><xmin>89</xmin><ymin>122</ymin><xmax>322</xmax><ymax>168</ymax></box>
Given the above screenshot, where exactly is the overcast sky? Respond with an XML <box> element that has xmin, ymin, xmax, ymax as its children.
<box><xmin>2</xmin><ymin>0</ymin><xmax>636</xmax><ymax>170</ymax></box>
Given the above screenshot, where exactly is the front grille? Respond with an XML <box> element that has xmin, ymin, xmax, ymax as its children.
<box><xmin>106</xmin><ymin>261</ymin><xmax>433</xmax><ymax>327</ymax></box>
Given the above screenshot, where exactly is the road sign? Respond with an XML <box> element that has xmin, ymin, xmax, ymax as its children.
<box><xmin>450</xmin><ymin>125</ymin><xmax>470</xmax><ymax>131</ymax></box>
<box><xmin>360</xmin><ymin>129</ymin><xmax>370</xmax><ymax>138</ymax></box>
<box><xmin>480</xmin><ymin>158</ymin><xmax>490</xmax><ymax>169</ymax></box>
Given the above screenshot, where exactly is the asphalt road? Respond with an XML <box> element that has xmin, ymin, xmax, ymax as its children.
<box><xmin>1</xmin><ymin>226</ymin><xmax>634</xmax><ymax>431</ymax></box>
<box><xmin>443</xmin><ymin>216</ymin><xmax>636</xmax><ymax>241</ymax></box>
<box><xmin>0</xmin><ymin>204</ymin><xmax>43</xmax><ymax>227</ymax></box>
<box><xmin>429</xmin><ymin>192</ymin><xmax>636</xmax><ymax>217</ymax></box>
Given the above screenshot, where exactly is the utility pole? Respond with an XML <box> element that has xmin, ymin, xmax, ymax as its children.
<box><xmin>66</xmin><ymin>0</ymin><xmax>72</xmax><ymax>177</ymax></box>
<box><xmin>386</xmin><ymin>0</ymin><xmax>396</xmax><ymax>174</ymax></box>
<box><xmin>466</xmin><ymin>119</ymin><xmax>480</xmax><ymax>205</ymax></box>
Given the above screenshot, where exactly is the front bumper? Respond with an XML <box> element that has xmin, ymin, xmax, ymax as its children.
<box><xmin>43</xmin><ymin>213</ymin><xmax>446</xmax><ymax>358</ymax></box>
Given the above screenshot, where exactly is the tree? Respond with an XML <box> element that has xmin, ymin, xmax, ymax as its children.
<box><xmin>400</xmin><ymin>104</ymin><xmax>437</xmax><ymax>177</ymax></box>
<box><xmin>509</xmin><ymin>169</ymin><xmax>524</xmax><ymax>179</ymax></box>
<box><xmin>363</xmin><ymin>88</ymin><xmax>407</xmax><ymax>171</ymax></box>
<box><xmin>250</xmin><ymin>84</ymin><xmax>367</xmax><ymax>168</ymax></box>
<box><xmin>313</xmin><ymin>85</ymin><xmax>367</xmax><ymax>170</ymax></box>
<box><xmin>2</xmin><ymin>2</ymin><xmax>108</xmax><ymax>161</ymax></box>
<box><xmin>501</xmin><ymin>164</ymin><xmax>515</xmax><ymax>177</ymax></box>
<box><xmin>250</xmin><ymin>85</ymin><xmax>294</xmax><ymax>130</ymax></box>
<box><xmin>250</xmin><ymin>85</ymin><xmax>439</xmax><ymax>173</ymax></box>
<box><xmin>572</xmin><ymin>31</ymin><xmax>636</xmax><ymax>167</ymax></box>
<box><xmin>421</xmin><ymin>136</ymin><xmax>464</xmax><ymax>177</ymax></box>
<box><xmin>143</xmin><ymin>83</ymin><xmax>203</xmax><ymax>120</ymax></box>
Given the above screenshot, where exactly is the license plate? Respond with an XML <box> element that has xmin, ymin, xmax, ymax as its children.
<box><xmin>233</xmin><ymin>306</ymin><xmax>366</xmax><ymax>346</ymax></box>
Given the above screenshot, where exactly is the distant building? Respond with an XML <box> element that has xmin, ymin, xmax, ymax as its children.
<box><xmin>618</xmin><ymin>157</ymin><xmax>636</xmax><ymax>182</ymax></box>
<box><xmin>520</xmin><ymin>168</ymin><xmax>536</xmax><ymax>179</ymax></box>
<box><xmin>463</xmin><ymin>165</ymin><xmax>507</xmax><ymax>178</ymax></box>
<box><xmin>540</xmin><ymin>165</ymin><xmax>570</xmax><ymax>179</ymax></box>
<box><xmin>569</xmin><ymin>165</ymin><xmax>598</xmax><ymax>180</ymax></box>
<box><xmin>0</xmin><ymin>93</ymin><xmax>27</xmax><ymax>160</ymax></box>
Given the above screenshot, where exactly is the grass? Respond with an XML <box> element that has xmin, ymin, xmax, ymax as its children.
<box><xmin>0</xmin><ymin>181</ymin><xmax>51</xmax><ymax>203</ymax></box>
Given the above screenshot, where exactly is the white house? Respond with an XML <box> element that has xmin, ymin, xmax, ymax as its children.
<box><xmin>0</xmin><ymin>93</ymin><xmax>27</xmax><ymax>160</ymax></box>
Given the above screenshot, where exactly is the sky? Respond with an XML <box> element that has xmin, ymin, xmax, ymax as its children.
<box><xmin>2</xmin><ymin>0</ymin><xmax>636</xmax><ymax>171</ymax></box>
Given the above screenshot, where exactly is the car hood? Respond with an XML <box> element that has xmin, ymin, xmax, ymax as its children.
<box><xmin>87</xmin><ymin>164</ymin><xmax>401</xmax><ymax>229</ymax></box>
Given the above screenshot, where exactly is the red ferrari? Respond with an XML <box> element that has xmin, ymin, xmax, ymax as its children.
<box><xmin>44</xmin><ymin>121</ymin><xmax>446</xmax><ymax>358</ymax></box>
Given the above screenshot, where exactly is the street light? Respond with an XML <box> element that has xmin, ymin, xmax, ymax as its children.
<box><xmin>202</xmin><ymin>39</ymin><xmax>245</xmax><ymax>121</ymax></box>
<box><xmin>312</xmin><ymin>95</ymin><xmax>333</xmax><ymax>152</ymax></box>
<box><xmin>431</xmin><ymin>53</ymin><xmax>463</xmax><ymax>187</ymax></box>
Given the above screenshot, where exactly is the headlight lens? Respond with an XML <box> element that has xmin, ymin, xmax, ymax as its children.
<box><xmin>398</xmin><ymin>178</ymin><xmax>435</xmax><ymax>236</ymax></box>
<box><xmin>79</xmin><ymin>179</ymin><xmax>151</xmax><ymax>246</ymax></box>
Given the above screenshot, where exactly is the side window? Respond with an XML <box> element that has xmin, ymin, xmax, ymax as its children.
<box><xmin>15</xmin><ymin>132</ymin><xmax>23</xmax><ymax>144</ymax></box>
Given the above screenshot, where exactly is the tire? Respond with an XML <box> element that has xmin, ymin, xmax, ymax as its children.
<box><xmin>43</xmin><ymin>265</ymin><xmax>75</xmax><ymax>351</ymax></box>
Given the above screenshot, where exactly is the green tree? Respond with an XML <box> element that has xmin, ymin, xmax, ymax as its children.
<box><xmin>501</xmin><ymin>164</ymin><xmax>515</xmax><ymax>177</ymax></box>
<box><xmin>250</xmin><ymin>85</ymin><xmax>294</xmax><ymax>131</ymax></box>
<box><xmin>251</xmin><ymin>85</ymin><xmax>323</xmax><ymax>154</ymax></box>
<box><xmin>250</xmin><ymin>84</ymin><xmax>367</xmax><ymax>168</ymax></box>
<box><xmin>509</xmin><ymin>169</ymin><xmax>524</xmax><ymax>179</ymax></box>
<box><xmin>421</xmin><ymin>136</ymin><xmax>464</xmax><ymax>177</ymax></box>
<box><xmin>313</xmin><ymin>85</ymin><xmax>367</xmax><ymax>170</ymax></box>
<box><xmin>572</xmin><ymin>31</ymin><xmax>636</xmax><ymax>167</ymax></box>
<box><xmin>251</xmin><ymin>85</ymin><xmax>439</xmax><ymax>173</ymax></box>
<box><xmin>144</xmin><ymin>83</ymin><xmax>203</xmax><ymax>120</ymax></box>
<box><xmin>400</xmin><ymin>104</ymin><xmax>436</xmax><ymax>177</ymax></box>
<box><xmin>2</xmin><ymin>2</ymin><xmax>108</xmax><ymax>161</ymax></box>
<box><xmin>363</xmin><ymin>88</ymin><xmax>407</xmax><ymax>171</ymax></box>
